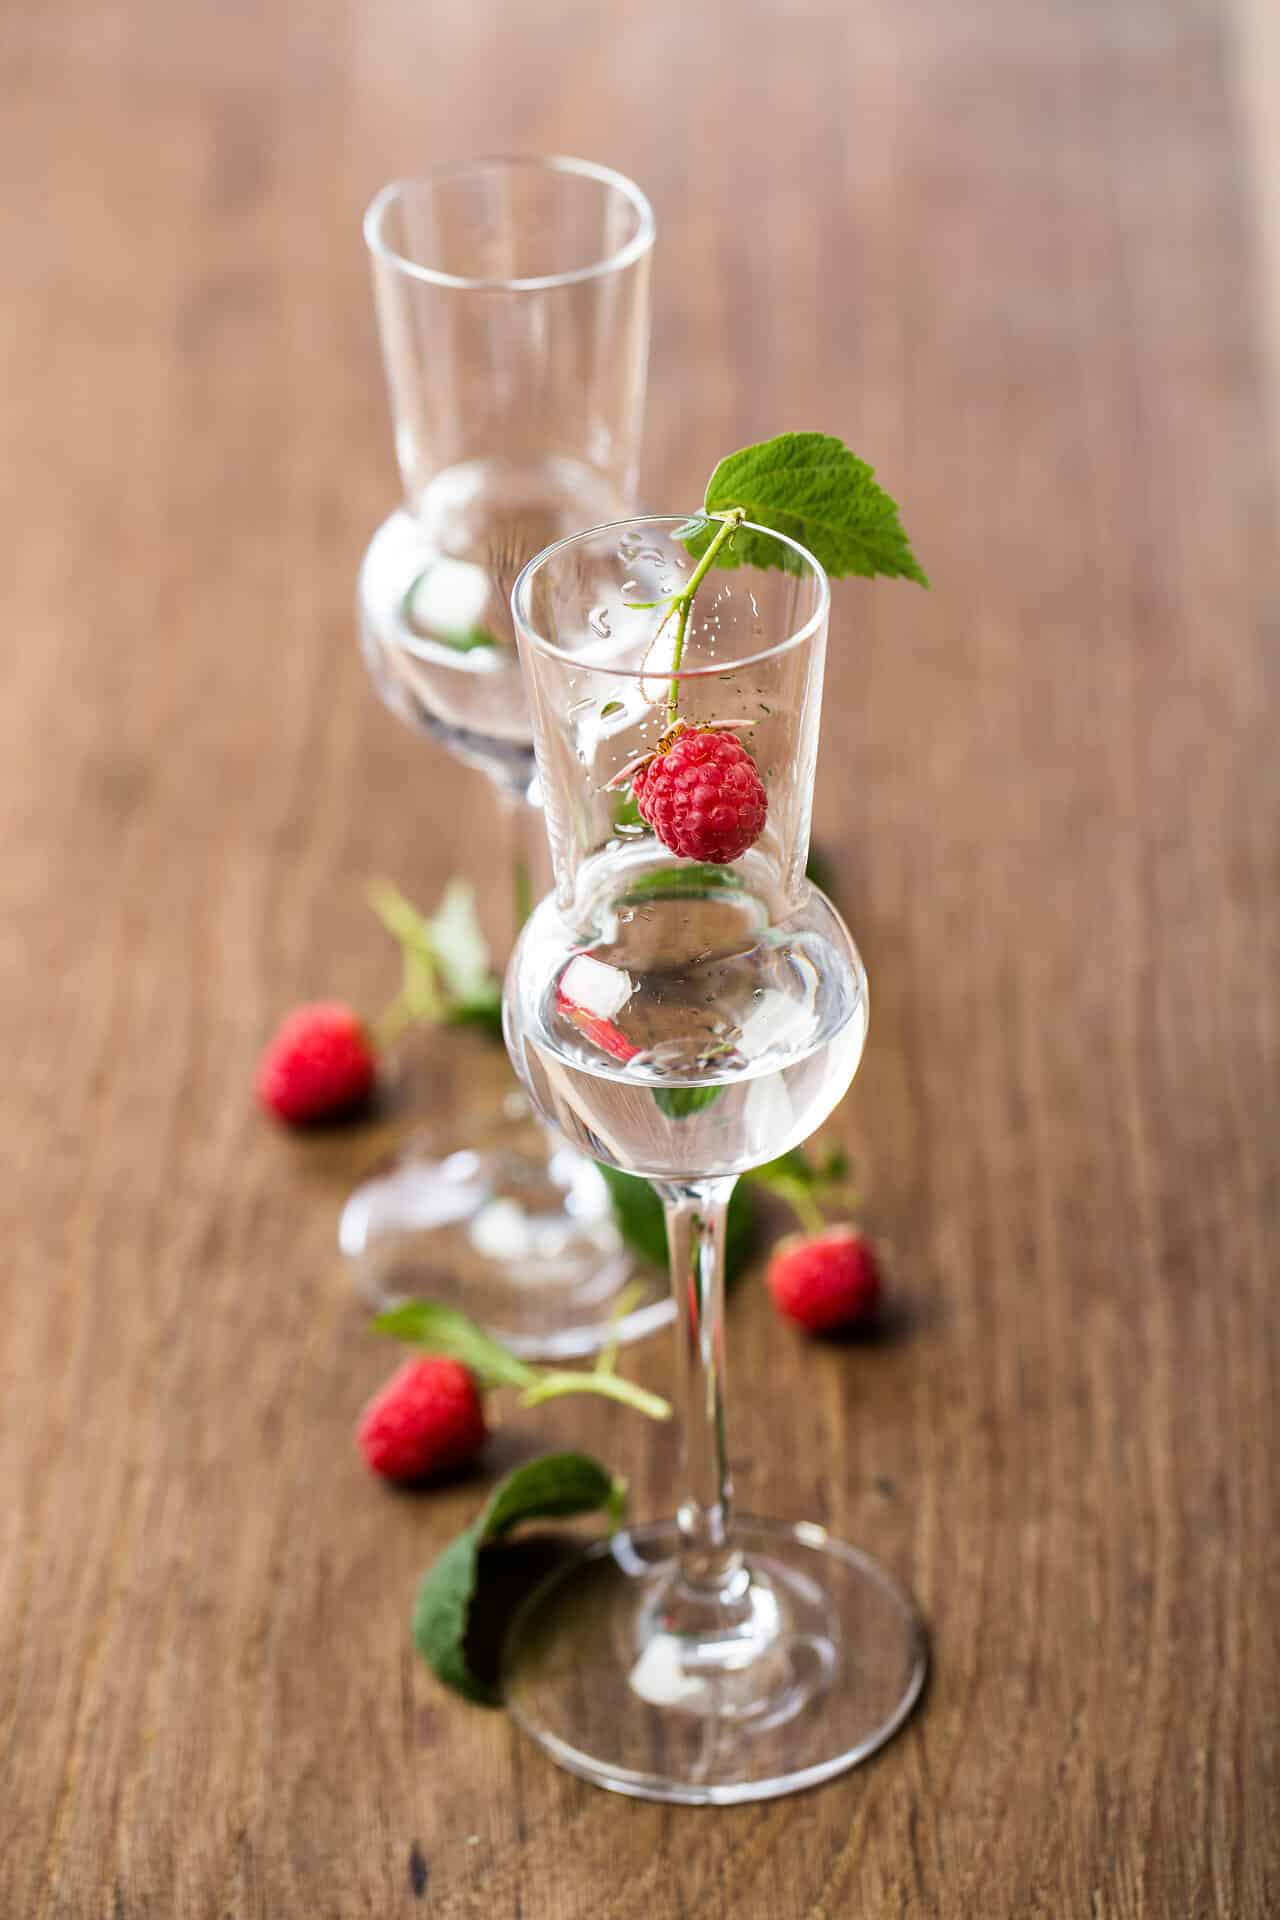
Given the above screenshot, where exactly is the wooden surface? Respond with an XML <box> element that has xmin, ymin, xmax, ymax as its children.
<box><xmin>3</xmin><ymin>0</ymin><xmax>1278</xmax><ymax>1912</ymax></box>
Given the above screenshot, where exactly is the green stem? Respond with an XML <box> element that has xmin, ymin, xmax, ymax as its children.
<box><xmin>665</xmin><ymin>509</ymin><xmax>746</xmax><ymax>723</ymax></box>
<box><xmin>521</xmin><ymin>1371</ymin><xmax>672</xmax><ymax>1422</ymax></box>
<box><xmin>785</xmin><ymin>1185</ymin><xmax>826</xmax><ymax>1237</ymax></box>
<box><xmin>513</xmin><ymin>846</ymin><xmax>533</xmax><ymax>932</ymax></box>
<box><xmin>371</xmin><ymin>995</ymin><xmax>415</xmax><ymax>1052</ymax></box>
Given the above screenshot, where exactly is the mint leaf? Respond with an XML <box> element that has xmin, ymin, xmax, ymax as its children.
<box><xmin>653</xmin><ymin>1086</ymin><xmax>723</xmax><ymax>1120</ymax></box>
<box><xmin>371</xmin><ymin>878</ymin><xmax>504</xmax><ymax>1045</ymax></box>
<box><xmin>597</xmin><ymin>1164</ymin><xmax>757</xmax><ymax>1282</ymax></box>
<box><xmin>805</xmin><ymin>845</ymin><xmax>838</xmax><ymax>900</ymax></box>
<box><xmin>477</xmin><ymin>1451</ymin><xmax>621</xmax><ymax>1539</ymax></box>
<box><xmin>693</xmin><ymin>433</ymin><xmax>928</xmax><ymax>586</ymax></box>
<box><xmin>374</xmin><ymin>1301</ymin><xmax>537</xmax><ymax>1390</ymax></box>
<box><xmin>412</xmin><ymin>1530</ymin><xmax>486</xmax><ymax>1701</ymax></box>
<box><xmin>610</xmin><ymin>789</ymin><xmax>645</xmax><ymax>832</ymax></box>
<box><xmin>445</xmin><ymin>984</ymin><xmax>504</xmax><ymax>1039</ymax></box>
<box><xmin>401</xmin><ymin>568</ymin><xmax>500</xmax><ymax>653</ymax></box>
<box><xmin>434</xmin><ymin>625</ymin><xmax>499</xmax><ymax>654</ymax></box>
<box><xmin>413</xmin><ymin>1451</ymin><xmax>621</xmax><ymax>1705</ymax></box>
<box><xmin>620</xmin><ymin>864</ymin><xmax>743</xmax><ymax>903</ymax></box>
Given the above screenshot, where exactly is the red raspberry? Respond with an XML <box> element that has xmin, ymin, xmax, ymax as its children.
<box><xmin>633</xmin><ymin>726</ymin><xmax>767</xmax><ymax>865</ymax></box>
<box><xmin>356</xmin><ymin>1356</ymin><xmax>488</xmax><ymax>1484</ymax></box>
<box><xmin>256</xmin><ymin>1001</ymin><xmax>375</xmax><ymax>1125</ymax></box>
<box><xmin>766</xmin><ymin>1226</ymin><xmax>883</xmax><ymax>1334</ymax></box>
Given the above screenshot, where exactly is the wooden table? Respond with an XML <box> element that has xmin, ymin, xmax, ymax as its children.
<box><xmin>4</xmin><ymin>0</ymin><xmax>1277</xmax><ymax>1912</ymax></box>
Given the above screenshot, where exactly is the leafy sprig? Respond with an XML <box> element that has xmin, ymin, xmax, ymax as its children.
<box><xmin>750</xmin><ymin>1143</ymin><xmax>860</xmax><ymax>1237</ymax></box>
<box><xmin>375</xmin><ymin>1298</ymin><xmax>672</xmax><ymax>1423</ymax></box>
<box><xmin>412</xmin><ymin>1452</ymin><xmax>623</xmax><ymax>1704</ymax></box>
<box><xmin>647</xmin><ymin>432</ymin><xmax>927</xmax><ymax>726</ymax></box>
<box><xmin>369</xmin><ymin>879</ymin><xmax>503</xmax><ymax>1045</ymax></box>
<box><xmin>689</xmin><ymin>433</ymin><xmax>929</xmax><ymax>585</ymax></box>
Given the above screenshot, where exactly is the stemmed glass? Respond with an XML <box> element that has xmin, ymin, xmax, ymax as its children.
<box><xmin>343</xmin><ymin>157</ymin><xmax>672</xmax><ymax>1358</ymax></box>
<box><xmin>500</xmin><ymin>517</ymin><xmax>927</xmax><ymax>1801</ymax></box>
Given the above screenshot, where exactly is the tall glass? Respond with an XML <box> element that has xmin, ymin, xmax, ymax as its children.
<box><xmin>501</xmin><ymin>518</ymin><xmax>927</xmax><ymax>1801</ymax></box>
<box><xmin>345</xmin><ymin>158</ymin><xmax>668</xmax><ymax>1358</ymax></box>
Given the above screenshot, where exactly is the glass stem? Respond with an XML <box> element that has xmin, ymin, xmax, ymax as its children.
<box><xmin>655</xmin><ymin>1177</ymin><xmax>748</xmax><ymax>1603</ymax></box>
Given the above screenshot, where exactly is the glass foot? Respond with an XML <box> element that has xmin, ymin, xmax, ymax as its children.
<box><xmin>339</xmin><ymin>1102</ymin><xmax>673</xmax><ymax>1360</ymax></box>
<box><xmin>503</xmin><ymin>1518</ymin><xmax>927</xmax><ymax>1804</ymax></box>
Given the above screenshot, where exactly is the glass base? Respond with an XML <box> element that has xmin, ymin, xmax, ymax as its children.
<box><xmin>503</xmin><ymin>1518</ymin><xmax>927</xmax><ymax>1804</ymax></box>
<box><xmin>339</xmin><ymin>1102</ymin><xmax>673</xmax><ymax>1360</ymax></box>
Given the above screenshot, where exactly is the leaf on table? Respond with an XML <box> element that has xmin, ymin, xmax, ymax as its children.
<box><xmin>374</xmin><ymin>1301</ymin><xmax>537</xmax><ymax>1389</ymax></box>
<box><xmin>412</xmin><ymin>1451</ymin><xmax>622</xmax><ymax>1704</ymax></box>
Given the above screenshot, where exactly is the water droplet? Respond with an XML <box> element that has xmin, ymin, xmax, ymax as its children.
<box><xmin>589</xmin><ymin>606</ymin><xmax>612</xmax><ymax>639</ymax></box>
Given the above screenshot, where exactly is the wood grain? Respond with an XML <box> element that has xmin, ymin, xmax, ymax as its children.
<box><xmin>3</xmin><ymin>0</ymin><xmax>1278</xmax><ymax>1913</ymax></box>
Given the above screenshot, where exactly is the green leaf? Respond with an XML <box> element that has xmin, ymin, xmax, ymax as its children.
<box><xmin>445</xmin><ymin>984</ymin><xmax>504</xmax><ymax>1039</ymax></box>
<box><xmin>600</xmin><ymin>700</ymin><xmax>624</xmax><ymax>719</ymax></box>
<box><xmin>401</xmin><ymin>568</ymin><xmax>500</xmax><ymax>653</ymax></box>
<box><xmin>620</xmin><ymin>864</ymin><xmax>743</xmax><ymax>903</ymax></box>
<box><xmin>477</xmin><ymin>1451</ymin><xmax>621</xmax><ymax>1540</ymax></box>
<box><xmin>724</xmin><ymin>1182</ymin><xmax>758</xmax><ymax>1279</ymax></box>
<box><xmin>439</xmin><ymin>626</ymin><xmax>500</xmax><ymax>654</ymax></box>
<box><xmin>691</xmin><ymin>433</ymin><xmax>928</xmax><ymax>586</ymax></box>
<box><xmin>413</xmin><ymin>1451</ymin><xmax>621</xmax><ymax>1705</ymax></box>
<box><xmin>805</xmin><ymin>845</ymin><xmax>838</xmax><ymax>900</ymax></box>
<box><xmin>597</xmin><ymin>1165</ymin><xmax>758</xmax><ymax>1282</ymax></box>
<box><xmin>653</xmin><ymin>1085</ymin><xmax>723</xmax><ymax>1120</ymax></box>
<box><xmin>374</xmin><ymin>1301</ymin><xmax>537</xmax><ymax>1390</ymax></box>
<box><xmin>597</xmin><ymin>1164</ymin><xmax>668</xmax><ymax>1270</ymax></box>
<box><xmin>610</xmin><ymin>789</ymin><xmax>645</xmax><ymax>832</ymax></box>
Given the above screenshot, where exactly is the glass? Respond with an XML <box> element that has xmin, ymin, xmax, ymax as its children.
<box><xmin>500</xmin><ymin>518</ymin><xmax>927</xmax><ymax>1801</ymax></box>
<box><xmin>347</xmin><ymin>158</ymin><xmax>668</xmax><ymax>1358</ymax></box>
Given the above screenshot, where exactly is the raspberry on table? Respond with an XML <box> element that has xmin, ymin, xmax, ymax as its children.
<box><xmin>766</xmin><ymin>1226</ymin><xmax>883</xmax><ymax>1334</ymax></box>
<box><xmin>632</xmin><ymin>725</ymin><xmax>767</xmax><ymax>865</ymax></box>
<box><xmin>256</xmin><ymin>1001</ymin><xmax>376</xmax><ymax>1125</ymax></box>
<box><xmin>356</xmin><ymin>1356</ymin><xmax>488</xmax><ymax>1484</ymax></box>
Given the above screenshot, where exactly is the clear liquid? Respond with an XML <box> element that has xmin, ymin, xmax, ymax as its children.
<box><xmin>359</xmin><ymin>456</ymin><xmax>628</xmax><ymax>790</ymax></box>
<box><xmin>507</xmin><ymin>858</ymin><xmax>867</xmax><ymax>1181</ymax></box>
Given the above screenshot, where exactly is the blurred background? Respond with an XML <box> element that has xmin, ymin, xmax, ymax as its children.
<box><xmin>3</xmin><ymin>0</ymin><xmax>1278</xmax><ymax>1914</ymax></box>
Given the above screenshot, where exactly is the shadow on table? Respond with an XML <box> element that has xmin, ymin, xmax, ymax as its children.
<box><xmin>464</xmin><ymin>1534</ymin><xmax>582</xmax><ymax>1698</ymax></box>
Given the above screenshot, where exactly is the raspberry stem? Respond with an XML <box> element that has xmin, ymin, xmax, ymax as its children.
<box><xmin>520</xmin><ymin>1371</ymin><xmax>672</xmax><ymax>1421</ymax></box>
<box><xmin>665</xmin><ymin>508</ymin><xmax>746</xmax><ymax>723</ymax></box>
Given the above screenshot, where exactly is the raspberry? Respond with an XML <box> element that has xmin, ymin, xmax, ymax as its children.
<box><xmin>356</xmin><ymin>1356</ymin><xmax>488</xmax><ymax>1484</ymax></box>
<box><xmin>633</xmin><ymin>726</ymin><xmax>767</xmax><ymax>865</ymax></box>
<box><xmin>766</xmin><ymin>1226</ymin><xmax>882</xmax><ymax>1334</ymax></box>
<box><xmin>256</xmin><ymin>1001</ymin><xmax>375</xmax><ymax>1125</ymax></box>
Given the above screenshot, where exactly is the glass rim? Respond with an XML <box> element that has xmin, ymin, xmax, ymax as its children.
<box><xmin>511</xmin><ymin>515</ymin><xmax>831</xmax><ymax>678</ymax></box>
<box><xmin>363</xmin><ymin>156</ymin><xmax>656</xmax><ymax>293</ymax></box>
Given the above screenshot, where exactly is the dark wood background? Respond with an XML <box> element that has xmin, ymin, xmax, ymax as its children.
<box><xmin>3</xmin><ymin>0</ymin><xmax>1278</xmax><ymax>1913</ymax></box>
